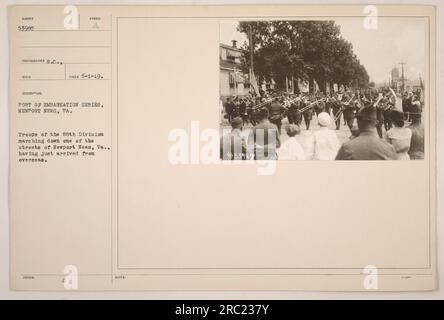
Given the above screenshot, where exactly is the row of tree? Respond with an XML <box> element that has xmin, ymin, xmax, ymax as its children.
<box><xmin>238</xmin><ymin>21</ymin><xmax>370</xmax><ymax>93</ymax></box>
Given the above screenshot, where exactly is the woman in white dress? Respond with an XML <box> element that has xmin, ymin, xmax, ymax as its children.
<box><xmin>310</xmin><ymin>112</ymin><xmax>340</xmax><ymax>160</ymax></box>
<box><xmin>385</xmin><ymin>110</ymin><xmax>412</xmax><ymax>160</ymax></box>
<box><xmin>277</xmin><ymin>124</ymin><xmax>306</xmax><ymax>160</ymax></box>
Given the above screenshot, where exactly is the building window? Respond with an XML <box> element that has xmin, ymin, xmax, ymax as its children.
<box><xmin>220</xmin><ymin>49</ymin><xmax>227</xmax><ymax>60</ymax></box>
<box><xmin>226</xmin><ymin>52</ymin><xmax>235</xmax><ymax>61</ymax></box>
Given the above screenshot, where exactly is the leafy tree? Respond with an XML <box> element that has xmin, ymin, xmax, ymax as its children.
<box><xmin>237</xmin><ymin>21</ymin><xmax>369</xmax><ymax>93</ymax></box>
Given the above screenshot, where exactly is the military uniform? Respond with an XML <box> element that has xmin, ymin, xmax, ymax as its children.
<box><xmin>336</xmin><ymin>107</ymin><xmax>397</xmax><ymax>160</ymax></box>
<box><xmin>302</xmin><ymin>99</ymin><xmax>313</xmax><ymax>130</ymax></box>
<box><xmin>342</xmin><ymin>101</ymin><xmax>356</xmax><ymax>131</ymax></box>
<box><xmin>331</xmin><ymin>98</ymin><xmax>342</xmax><ymax>130</ymax></box>
<box><xmin>314</xmin><ymin>100</ymin><xmax>325</xmax><ymax>116</ymax></box>
<box><xmin>239</xmin><ymin>100</ymin><xmax>248</xmax><ymax>124</ymax></box>
<box><xmin>402</xmin><ymin>96</ymin><xmax>412</xmax><ymax>121</ymax></box>
<box><xmin>286</xmin><ymin>102</ymin><xmax>295</xmax><ymax>124</ymax></box>
<box><xmin>325</xmin><ymin>98</ymin><xmax>332</xmax><ymax>116</ymax></box>
<box><xmin>375</xmin><ymin>105</ymin><xmax>385</xmax><ymax>138</ymax></box>
<box><xmin>245</xmin><ymin>104</ymin><xmax>256</xmax><ymax>126</ymax></box>
<box><xmin>407</xmin><ymin>104</ymin><xmax>424</xmax><ymax>160</ymax></box>
<box><xmin>268</xmin><ymin>101</ymin><xmax>285</xmax><ymax>134</ymax></box>
<box><xmin>294</xmin><ymin>101</ymin><xmax>303</xmax><ymax>126</ymax></box>
<box><xmin>383</xmin><ymin>103</ymin><xmax>393</xmax><ymax>132</ymax></box>
<box><xmin>335</xmin><ymin>129</ymin><xmax>397</xmax><ymax>160</ymax></box>
<box><xmin>225</xmin><ymin>100</ymin><xmax>239</xmax><ymax>124</ymax></box>
<box><xmin>287</xmin><ymin>101</ymin><xmax>302</xmax><ymax>126</ymax></box>
<box><xmin>224</xmin><ymin>100</ymin><xmax>234</xmax><ymax>123</ymax></box>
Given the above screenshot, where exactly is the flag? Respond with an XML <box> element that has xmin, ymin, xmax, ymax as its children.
<box><xmin>249</xmin><ymin>70</ymin><xmax>259</xmax><ymax>95</ymax></box>
<box><xmin>419</xmin><ymin>75</ymin><xmax>424</xmax><ymax>104</ymax></box>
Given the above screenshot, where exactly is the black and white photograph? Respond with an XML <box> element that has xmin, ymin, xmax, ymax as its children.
<box><xmin>219</xmin><ymin>19</ymin><xmax>427</xmax><ymax>160</ymax></box>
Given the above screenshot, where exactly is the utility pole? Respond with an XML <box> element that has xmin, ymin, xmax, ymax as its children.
<box><xmin>248</xmin><ymin>24</ymin><xmax>259</xmax><ymax>95</ymax></box>
<box><xmin>399</xmin><ymin>62</ymin><xmax>406</xmax><ymax>92</ymax></box>
<box><xmin>248</xmin><ymin>25</ymin><xmax>254</xmax><ymax>74</ymax></box>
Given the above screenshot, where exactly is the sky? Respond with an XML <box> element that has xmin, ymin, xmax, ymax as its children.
<box><xmin>220</xmin><ymin>18</ymin><xmax>426</xmax><ymax>84</ymax></box>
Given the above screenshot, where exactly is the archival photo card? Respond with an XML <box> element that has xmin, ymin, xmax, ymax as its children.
<box><xmin>8</xmin><ymin>5</ymin><xmax>436</xmax><ymax>292</ymax></box>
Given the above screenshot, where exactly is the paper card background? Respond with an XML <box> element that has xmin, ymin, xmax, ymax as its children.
<box><xmin>2</xmin><ymin>1</ymin><xmax>439</xmax><ymax>297</ymax></box>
